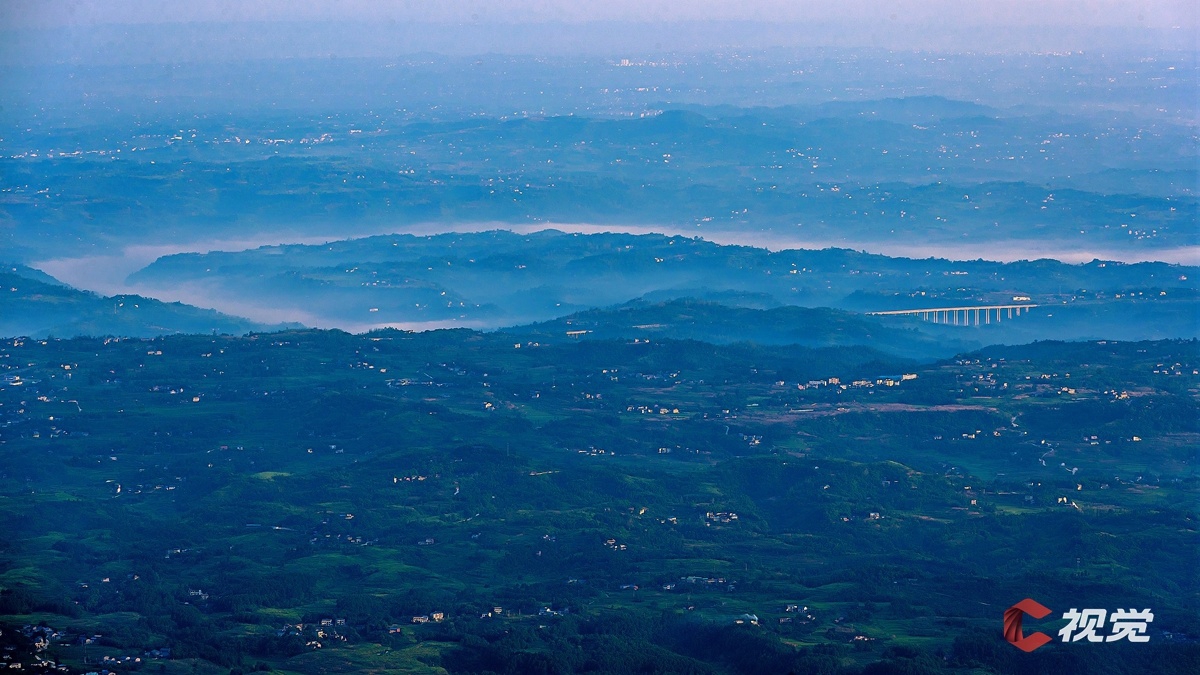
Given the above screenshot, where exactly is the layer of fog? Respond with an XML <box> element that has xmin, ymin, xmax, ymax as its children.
<box><xmin>33</xmin><ymin>223</ymin><xmax>1199</xmax><ymax>332</ymax></box>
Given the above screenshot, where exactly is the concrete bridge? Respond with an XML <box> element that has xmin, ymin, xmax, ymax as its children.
<box><xmin>867</xmin><ymin>304</ymin><xmax>1038</xmax><ymax>326</ymax></box>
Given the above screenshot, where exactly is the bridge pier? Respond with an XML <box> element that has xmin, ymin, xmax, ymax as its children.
<box><xmin>868</xmin><ymin>303</ymin><xmax>1037</xmax><ymax>326</ymax></box>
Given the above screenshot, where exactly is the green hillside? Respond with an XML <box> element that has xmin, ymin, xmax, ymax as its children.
<box><xmin>0</xmin><ymin>329</ymin><xmax>1195</xmax><ymax>674</ymax></box>
<box><xmin>0</xmin><ymin>271</ymin><xmax>289</xmax><ymax>338</ymax></box>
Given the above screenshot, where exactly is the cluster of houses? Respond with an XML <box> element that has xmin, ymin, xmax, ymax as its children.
<box><xmin>873</xmin><ymin>374</ymin><xmax>918</xmax><ymax>387</ymax></box>
<box><xmin>793</xmin><ymin>377</ymin><xmax>840</xmax><ymax>391</ymax></box>
<box><xmin>626</xmin><ymin>404</ymin><xmax>682</xmax><ymax>415</ymax></box>
<box><xmin>3</xmin><ymin>626</ymin><xmax>69</xmax><ymax>672</ymax></box>
<box><xmin>705</xmin><ymin>511</ymin><xmax>739</xmax><ymax>524</ymax></box>
<box><xmin>18</xmin><ymin>625</ymin><xmax>66</xmax><ymax>646</ymax></box>
<box><xmin>678</xmin><ymin>576</ymin><xmax>729</xmax><ymax>588</ymax></box>
<box><xmin>845</xmin><ymin>375</ymin><xmax>917</xmax><ymax>389</ymax></box>
<box><xmin>790</xmin><ymin>373</ymin><xmax>918</xmax><ymax>391</ymax></box>
<box><xmin>1151</xmin><ymin>362</ymin><xmax>1195</xmax><ymax>376</ymax></box>
<box><xmin>386</xmin><ymin>377</ymin><xmax>441</xmax><ymax>388</ymax></box>
<box><xmin>277</xmin><ymin>619</ymin><xmax>350</xmax><ymax>649</ymax></box>
<box><xmin>99</xmin><ymin>654</ymin><xmax>144</xmax><ymax>667</ymax></box>
<box><xmin>309</xmin><ymin>532</ymin><xmax>372</xmax><ymax>547</ymax></box>
<box><xmin>408</xmin><ymin>612</ymin><xmax>445</xmax><ymax>625</ymax></box>
<box><xmin>781</xmin><ymin>605</ymin><xmax>817</xmax><ymax>624</ymax></box>
<box><xmin>394</xmin><ymin>474</ymin><xmax>433</xmax><ymax>483</ymax></box>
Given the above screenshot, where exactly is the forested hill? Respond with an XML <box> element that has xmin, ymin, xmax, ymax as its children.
<box><xmin>505</xmin><ymin>298</ymin><xmax>978</xmax><ymax>359</ymax></box>
<box><xmin>126</xmin><ymin>230</ymin><xmax>1199</xmax><ymax>339</ymax></box>
<box><xmin>0</xmin><ymin>270</ymin><xmax>289</xmax><ymax>338</ymax></box>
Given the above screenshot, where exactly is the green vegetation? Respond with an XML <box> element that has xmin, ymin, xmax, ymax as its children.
<box><xmin>127</xmin><ymin>230</ymin><xmax>1199</xmax><ymax>342</ymax></box>
<box><xmin>0</xmin><ymin>270</ymin><xmax>290</xmax><ymax>339</ymax></box>
<box><xmin>1</xmin><ymin>329</ymin><xmax>1196</xmax><ymax>674</ymax></box>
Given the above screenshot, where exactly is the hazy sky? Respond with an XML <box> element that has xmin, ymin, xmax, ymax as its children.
<box><xmin>2</xmin><ymin>0</ymin><xmax>1195</xmax><ymax>28</ymax></box>
<box><xmin>0</xmin><ymin>1</ymin><xmax>1195</xmax><ymax>61</ymax></box>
